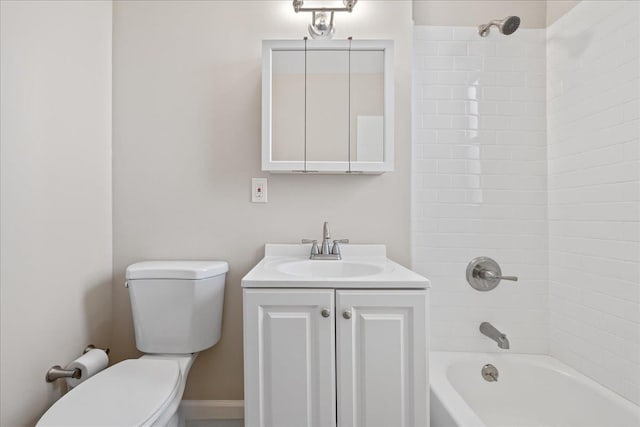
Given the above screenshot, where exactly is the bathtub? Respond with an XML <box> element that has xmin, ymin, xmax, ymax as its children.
<box><xmin>430</xmin><ymin>352</ymin><xmax>640</xmax><ymax>427</ymax></box>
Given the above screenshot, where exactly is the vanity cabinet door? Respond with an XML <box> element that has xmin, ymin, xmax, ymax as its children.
<box><xmin>336</xmin><ymin>290</ymin><xmax>429</xmax><ymax>427</ymax></box>
<box><xmin>243</xmin><ymin>289</ymin><xmax>336</xmax><ymax>427</ymax></box>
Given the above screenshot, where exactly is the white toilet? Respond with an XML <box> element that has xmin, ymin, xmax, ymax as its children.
<box><xmin>37</xmin><ymin>260</ymin><xmax>228</xmax><ymax>427</ymax></box>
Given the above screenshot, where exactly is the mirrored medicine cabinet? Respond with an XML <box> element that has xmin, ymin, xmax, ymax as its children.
<box><xmin>262</xmin><ymin>39</ymin><xmax>394</xmax><ymax>174</ymax></box>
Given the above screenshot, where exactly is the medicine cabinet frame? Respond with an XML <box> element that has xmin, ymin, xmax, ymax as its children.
<box><xmin>262</xmin><ymin>39</ymin><xmax>394</xmax><ymax>174</ymax></box>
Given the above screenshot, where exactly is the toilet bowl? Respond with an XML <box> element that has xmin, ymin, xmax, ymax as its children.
<box><xmin>37</xmin><ymin>261</ymin><xmax>228</xmax><ymax>427</ymax></box>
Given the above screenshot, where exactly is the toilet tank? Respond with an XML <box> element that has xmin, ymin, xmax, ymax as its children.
<box><xmin>126</xmin><ymin>261</ymin><xmax>228</xmax><ymax>354</ymax></box>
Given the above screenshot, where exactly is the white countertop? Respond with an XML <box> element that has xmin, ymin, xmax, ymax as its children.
<box><xmin>241</xmin><ymin>244</ymin><xmax>430</xmax><ymax>289</ymax></box>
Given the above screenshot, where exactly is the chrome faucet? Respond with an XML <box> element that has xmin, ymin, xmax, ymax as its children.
<box><xmin>321</xmin><ymin>221</ymin><xmax>332</xmax><ymax>256</ymax></box>
<box><xmin>302</xmin><ymin>222</ymin><xmax>348</xmax><ymax>260</ymax></box>
<box><xmin>480</xmin><ymin>322</ymin><xmax>510</xmax><ymax>349</ymax></box>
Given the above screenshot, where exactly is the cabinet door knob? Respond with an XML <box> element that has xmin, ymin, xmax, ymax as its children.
<box><xmin>321</xmin><ymin>308</ymin><xmax>331</xmax><ymax>318</ymax></box>
<box><xmin>343</xmin><ymin>310</ymin><xmax>352</xmax><ymax>320</ymax></box>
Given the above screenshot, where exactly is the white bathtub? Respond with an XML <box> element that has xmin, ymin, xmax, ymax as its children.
<box><xmin>430</xmin><ymin>352</ymin><xmax>640</xmax><ymax>427</ymax></box>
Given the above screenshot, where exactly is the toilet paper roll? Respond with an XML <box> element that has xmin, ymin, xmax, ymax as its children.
<box><xmin>65</xmin><ymin>349</ymin><xmax>109</xmax><ymax>388</ymax></box>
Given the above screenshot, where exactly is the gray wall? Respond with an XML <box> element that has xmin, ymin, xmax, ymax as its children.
<box><xmin>112</xmin><ymin>0</ymin><xmax>413</xmax><ymax>400</ymax></box>
<box><xmin>0</xmin><ymin>1</ymin><xmax>113</xmax><ymax>425</ymax></box>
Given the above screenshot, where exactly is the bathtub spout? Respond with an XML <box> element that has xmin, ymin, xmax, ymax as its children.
<box><xmin>480</xmin><ymin>322</ymin><xmax>510</xmax><ymax>349</ymax></box>
<box><xmin>496</xmin><ymin>335</ymin><xmax>510</xmax><ymax>349</ymax></box>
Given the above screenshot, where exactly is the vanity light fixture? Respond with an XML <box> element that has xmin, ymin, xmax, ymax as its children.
<box><xmin>292</xmin><ymin>0</ymin><xmax>358</xmax><ymax>40</ymax></box>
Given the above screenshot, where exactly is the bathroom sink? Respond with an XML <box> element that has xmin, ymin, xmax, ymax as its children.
<box><xmin>276</xmin><ymin>260</ymin><xmax>384</xmax><ymax>278</ymax></box>
<box><xmin>241</xmin><ymin>244</ymin><xmax>430</xmax><ymax>289</ymax></box>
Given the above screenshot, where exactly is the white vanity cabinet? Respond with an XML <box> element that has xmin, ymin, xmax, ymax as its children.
<box><xmin>336</xmin><ymin>290</ymin><xmax>428</xmax><ymax>427</ymax></box>
<box><xmin>243</xmin><ymin>288</ymin><xmax>428</xmax><ymax>427</ymax></box>
<box><xmin>243</xmin><ymin>289</ymin><xmax>337</xmax><ymax>427</ymax></box>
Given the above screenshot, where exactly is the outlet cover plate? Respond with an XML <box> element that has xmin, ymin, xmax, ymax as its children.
<box><xmin>252</xmin><ymin>178</ymin><xmax>268</xmax><ymax>203</ymax></box>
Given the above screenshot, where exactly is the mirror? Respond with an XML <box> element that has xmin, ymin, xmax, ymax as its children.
<box><xmin>306</xmin><ymin>49</ymin><xmax>349</xmax><ymax>163</ymax></box>
<box><xmin>263</xmin><ymin>40</ymin><xmax>393</xmax><ymax>173</ymax></box>
<box><xmin>350</xmin><ymin>50</ymin><xmax>384</xmax><ymax>164</ymax></box>
<box><xmin>271</xmin><ymin>50</ymin><xmax>305</xmax><ymax>162</ymax></box>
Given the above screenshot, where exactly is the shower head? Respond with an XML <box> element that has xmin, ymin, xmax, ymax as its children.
<box><xmin>478</xmin><ymin>16</ymin><xmax>521</xmax><ymax>37</ymax></box>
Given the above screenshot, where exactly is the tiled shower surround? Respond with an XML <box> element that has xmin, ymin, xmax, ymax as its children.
<box><xmin>413</xmin><ymin>1</ymin><xmax>639</xmax><ymax>405</ymax></box>
<box><xmin>412</xmin><ymin>26</ymin><xmax>548</xmax><ymax>354</ymax></box>
<box><xmin>547</xmin><ymin>1</ymin><xmax>639</xmax><ymax>405</ymax></box>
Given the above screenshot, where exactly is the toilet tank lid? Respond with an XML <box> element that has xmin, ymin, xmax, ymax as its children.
<box><xmin>126</xmin><ymin>260</ymin><xmax>228</xmax><ymax>280</ymax></box>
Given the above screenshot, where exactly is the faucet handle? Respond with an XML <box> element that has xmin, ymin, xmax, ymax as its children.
<box><xmin>480</xmin><ymin>270</ymin><xmax>518</xmax><ymax>282</ymax></box>
<box><xmin>302</xmin><ymin>239</ymin><xmax>319</xmax><ymax>255</ymax></box>
<box><xmin>331</xmin><ymin>239</ymin><xmax>349</xmax><ymax>256</ymax></box>
<box><xmin>466</xmin><ymin>257</ymin><xmax>518</xmax><ymax>291</ymax></box>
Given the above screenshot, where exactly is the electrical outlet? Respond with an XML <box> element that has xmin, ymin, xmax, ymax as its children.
<box><xmin>251</xmin><ymin>178</ymin><xmax>268</xmax><ymax>203</ymax></box>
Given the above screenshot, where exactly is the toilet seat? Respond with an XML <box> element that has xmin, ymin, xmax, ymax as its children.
<box><xmin>37</xmin><ymin>358</ymin><xmax>181</xmax><ymax>427</ymax></box>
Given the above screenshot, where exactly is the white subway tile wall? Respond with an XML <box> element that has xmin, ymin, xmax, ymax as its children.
<box><xmin>412</xmin><ymin>26</ymin><xmax>548</xmax><ymax>353</ymax></box>
<box><xmin>547</xmin><ymin>1</ymin><xmax>640</xmax><ymax>405</ymax></box>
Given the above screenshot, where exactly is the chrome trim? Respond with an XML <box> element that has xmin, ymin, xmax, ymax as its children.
<box><xmin>46</xmin><ymin>365</ymin><xmax>81</xmax><ymax>383</ymax></box>
<box><xmin>481</xmin><ymin>364</ymin><xmax>499</xmax><ymax>382</ymax></box>
<box><xmin>466</xmin><ymin>256</ymin><xmax>518</xmax><ymax>291</ymax></box>
<box><xmin>480</xmin><ymin>322</ymin><xmax>510</xmax><ymax>349</ymax></box>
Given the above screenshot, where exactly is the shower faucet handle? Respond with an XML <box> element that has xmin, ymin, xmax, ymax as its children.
<box><xmin>466</xmin><ymin>257</ymin><xmax>518</xmax><ymax>291</ymax></box>
<box><xmin>478</xmin><ymin>269</ymin><xmax>518</xmax><ymax>282</ymax></box>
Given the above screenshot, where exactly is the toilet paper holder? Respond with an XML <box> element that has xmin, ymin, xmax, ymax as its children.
<box><xmin>45</xmin><ymin>365</ymin><xmax>81</xmax><ymax>382</ymax></box>
<box><xmin>45</xmin><ymin>345</ymin><xmax>110</xmax><ymax>383</ymax></box>
<box><xmin>83</xmin><ymin>344</ymin><xmax>110</xmax><ymax>355</ymax></box>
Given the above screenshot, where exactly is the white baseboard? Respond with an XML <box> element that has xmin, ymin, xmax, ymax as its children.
<box><xmin>180</xmin><ymin>400</ymin><xmax>244</xmax><ymax>420</ymax></box>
